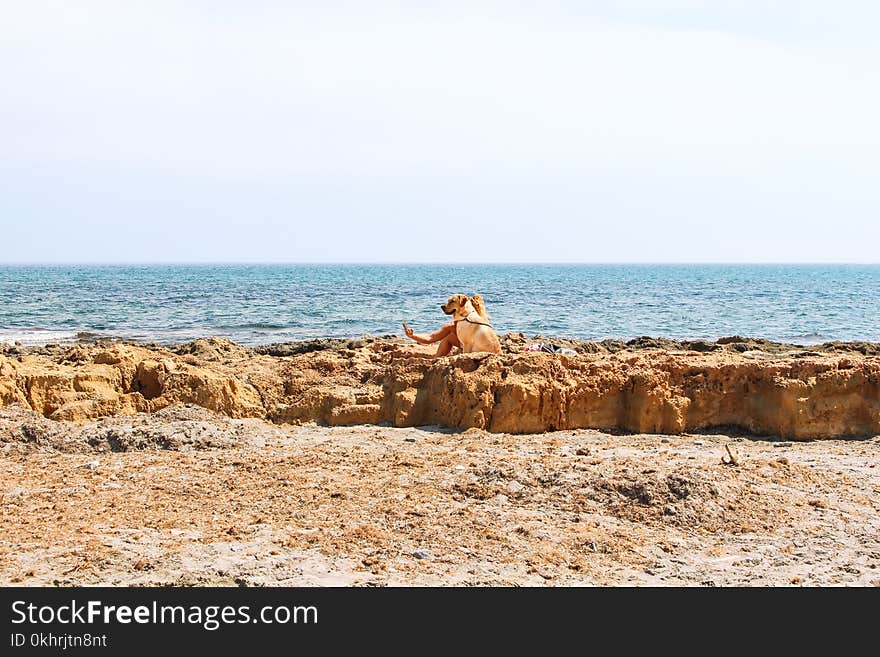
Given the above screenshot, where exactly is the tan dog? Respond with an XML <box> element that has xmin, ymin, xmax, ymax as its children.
<box><xmin>440</xmin><ymin>294</ymin><xmax>502</xmax><ymax>355</ymax></box>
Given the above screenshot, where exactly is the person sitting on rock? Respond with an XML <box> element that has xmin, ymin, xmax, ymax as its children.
<box><xmin>402</xmin><ymin>294</ymin><xmax>491</xmax><ymax>357</ymax></box>
<box><xmin>402</xmin><ymin>320</ymin><xmax>462</xmax><ymax>357</ymax></box>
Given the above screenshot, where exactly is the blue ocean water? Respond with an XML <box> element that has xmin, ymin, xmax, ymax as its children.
<box><xmin>0</xmin><ymin>264</ymin><xmax>878</xmax><ymax>346</ymax></box>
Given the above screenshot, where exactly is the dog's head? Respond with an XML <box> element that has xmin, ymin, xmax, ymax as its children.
<box><xmin>441</xmin><ymin>294</ymin><xmax>475</xmax><ymax>320</ymax></box>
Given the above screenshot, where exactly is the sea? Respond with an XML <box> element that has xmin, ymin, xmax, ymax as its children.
<box><xmin>1</xmin><ymin>264</ymin><xmax>878</xmax><ymax>346</ymax></box>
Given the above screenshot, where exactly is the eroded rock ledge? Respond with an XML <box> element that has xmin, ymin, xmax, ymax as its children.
<box><xmin>1</xmin><ymin>335</ymin><xmax>878</xmax><ymax>439</ymax></box>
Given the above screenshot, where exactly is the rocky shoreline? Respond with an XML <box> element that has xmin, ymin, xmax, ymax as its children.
<box><xmin>2</xmin><ymin>335</ymin><xmax>878</xmax><ymax>586</ymax></box>
<box><xmin>2</xmin><ymin>334</ymin><xmax>879</xmax><ymax>439</ymax></box>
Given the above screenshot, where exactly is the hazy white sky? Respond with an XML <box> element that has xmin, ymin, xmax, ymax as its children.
<box><xmin>2</xmin><ymin>1</ymin><xmax>879</xmax><ymax>263</ymax></box>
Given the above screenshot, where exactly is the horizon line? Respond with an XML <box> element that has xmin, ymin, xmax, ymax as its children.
<box><xmin>1</xmin><ymin>261</ymin><xmax>879</xmax><ymax>267</ymax></box>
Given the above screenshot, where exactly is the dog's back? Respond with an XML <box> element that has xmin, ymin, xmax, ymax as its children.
<box><xmin>455</xmin><ymin>297</ymin><xmax>501</xmax><ymax>354</ymax></box>
<box><xmin>472</xmin><ymin>324</ymin><xmax>501</xmax><ymax>354</ymax></box>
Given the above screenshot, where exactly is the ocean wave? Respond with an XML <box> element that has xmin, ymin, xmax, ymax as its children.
<box><xmin>783</xmin><ymin>333</ymin><xmax>833</xmax><ymax>345</ymax></box>
<box><xmin>0</xmin><ymin>328</ymin><xmax>79</xmax><ymax>346</ymax></box>
<box><xmin>216</xmin><ymin>322</ymin><xmax>294</xmax><ymax>330</ymax></box>
<box><xmin>2</xmin><ymin>265</ymin><xmax>880</xmax><ymax>345</ymax></box>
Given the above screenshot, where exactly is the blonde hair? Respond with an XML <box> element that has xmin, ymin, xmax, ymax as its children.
<box><xmin>470</xmin><ymin>294</ymin><xmax>490</xmax><ymax>320</ymax></box>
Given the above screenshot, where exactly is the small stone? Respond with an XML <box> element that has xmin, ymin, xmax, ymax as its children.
<box><xmin>507</xmin><ymin>481</ymin><xmax>525</xmax><ymax>494</ymax></box>
<box><xmin>412</xmin><ymin>549</ymin><xmax>432</xmax><ymax>560</ymax></box>
<box><xmin>693</xmin><ymin>440</ymin><xmax>705</xmax><ymax>446</ymax></box>
<box><xmin>575</xmin><ymin>447</ymin><xmax>591</xmax><ymax>456</ymax></box>
<box><xmin>81</xmin><ymin>460</ymin><xmax>100</xmax><ymax>470</ymax></box>
<box><xmin>454</xmin><ymin>465</ymin><xmax>466</xmax><ymax>471</ymax></box>
<box><xmin>776</xmin><ymin>442</ymin><xmax>794</xmax><ymax>447</ymax></box>
<box><xmin>661</xmin><ymin>438</ymin><xmax>671</xmax><ymax>444</ymax></box>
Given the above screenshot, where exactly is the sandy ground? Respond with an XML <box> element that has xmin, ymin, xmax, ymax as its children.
<box><xmin>1</xmin><ymin>405</ymin><xmax>878</xmax><ymax>586</ymax></box>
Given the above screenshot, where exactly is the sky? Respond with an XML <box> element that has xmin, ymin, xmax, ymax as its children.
<box><xmin>2</xmin><ymin>1</ymin><xmax>879</xmax><ymax>263</ymax></box>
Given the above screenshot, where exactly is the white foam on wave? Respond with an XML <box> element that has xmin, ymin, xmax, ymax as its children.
<box><xmin>0</xmin><ymin>329</ymin><xmax>79</xmax><ymax>346</ymax></box>
<box><xmin>785</xmin><ymin>333</ymin><xmax>832</xmax><ymax>346</ymax></box>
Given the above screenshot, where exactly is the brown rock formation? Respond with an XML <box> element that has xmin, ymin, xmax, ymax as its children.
<box><xmin>1</xmin><ymin>336</ymin><xmax>878</xmax><ymax>439</ymax></box>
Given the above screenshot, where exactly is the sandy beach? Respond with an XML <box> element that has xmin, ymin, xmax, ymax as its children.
<box><xmin>1</xmin><ymin>335</ymin><xmax>879</xmax><ymax>586</ymax></box>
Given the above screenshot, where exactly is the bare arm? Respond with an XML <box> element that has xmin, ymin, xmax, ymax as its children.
<box><xmin>402</xmin><ymin>321</ymin><xmax>455</xmax><ymax>345</ymax></box>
